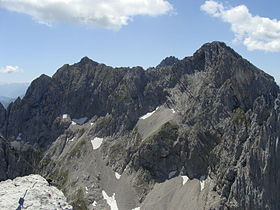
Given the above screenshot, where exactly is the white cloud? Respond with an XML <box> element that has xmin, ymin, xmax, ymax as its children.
<box><xmin>201</xmin><ymin>1</ymin><xmax>280</xmax><ymax>52</ymax></box>
<box><xmin>0</xmin><ymin>0</ymin><xmax>173</xmax><ymax>29</ymax></box>
<box><xmin>0</xmin><ymin>65</ymin><xmax>22</xmax><ymax>74</ymax></box>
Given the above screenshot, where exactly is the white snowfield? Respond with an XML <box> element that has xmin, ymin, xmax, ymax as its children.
<box><xmin>91</xmin><ymin>137</ymin><xmax>103</xmax><ymax>150</ymax></box>
<box><xmin>276</xmin><ymin>137</ymin><xmax>279</xmax><ymax>151</ymax></box>
<box><xmin>102</xmin><ymin>190</ymin><xmax>119</xmax><ymax>210</ymax></box>
<box><xmin>115</xmin><ymin>172</ymin><xmax>121</xmax><ymax>180</ymax></box>
<box><xmin>139</xmin><ymin>107</ymin><xmax>159</xmax><ymax>120</ymax></box>
<box><xmin>16</xmin><ymin>133</ymin><xmax>22</xmax><ymax>141</ymax></box>
<box><xmin>92</xmin><ymin>200</ymin><xmax>97</xmax><ymax>207</ymax></box>
<box><xmin>200</xmin><ymin>175</ymin><xmax>207</xmax><ymax>191</ymax></box>
<box><xmin>0</xmin><ymin>174</ymin><xmax>72</xmax><ymax>210</ymax></box>
<box><xmin>181</xmin><ymin>176</ymin><xmax>189</xmax><ymax>185</ymax></box>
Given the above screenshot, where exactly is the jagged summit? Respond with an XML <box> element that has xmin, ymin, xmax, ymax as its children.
<box><xmin>157</xmin><ymin>56</ymin><xmax>180</xmax><ymax>68</ymax></box>
<box><xmin>79</xmin><ymin>56</ymin><xmax>99</xmax><ymax>66</ymax></box>
<box><xmin>53</xmin><ymin>41</ymin><xmax>242</xmax><ymax>75</ymax></box>
<box><xmin>195</xmin><ymin>41</ymin><xmax>240</xmax><ymax>57</ymax></box>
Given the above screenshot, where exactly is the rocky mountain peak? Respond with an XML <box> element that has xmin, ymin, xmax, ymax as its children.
<box><xmin>156</xmin><ymin>56</ymin><xmax>180</xmax><ymax>68</ymax></box>
<box><xmin>196</xmin><ymin>41</ymin><xmax>240</xmax><ymax>57</ymax></box>
<box><xmin>0</xmin><ymin>41</ymin><xmax>279</xmax><ymax>210</ymax></box>
<box><xmin>24</xmin><ymin>74</ymin><xmax>56</xmax><ymax>102</ymax></box>
<box><xmin>79</xmin><ymin>56</ymin><xmax>99</xmax><ymax>66</ymax></box>
<box><xmin>185</xmin><ymin>41</ymin><xmax>241</xmax><ymax>73</ymax></box>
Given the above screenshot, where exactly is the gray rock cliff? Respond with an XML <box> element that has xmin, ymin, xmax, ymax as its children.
<box><xmin>0</xmin><ymin>41</ymin><xmax>279</xmax><ymax>210</ymax></box>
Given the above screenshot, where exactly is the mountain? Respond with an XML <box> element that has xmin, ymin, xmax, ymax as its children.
<box><xmin>0</xmin><ymin>41</ymin><xmax>279</xmax><ymax>210</ymax></box>
<box><xmin>0</xmin><ymin>82</ymin><xmax>29</xmax><ymax>108</ymax></box>
<box><xmin>0</xmin><ymin>96</ymin><xmax>15</xmax><ymax>108</ymax></box>
<box><xmin>0</xmin><ymin>82</ymin><xmax>29</xmax><ymax>98</ymax></box>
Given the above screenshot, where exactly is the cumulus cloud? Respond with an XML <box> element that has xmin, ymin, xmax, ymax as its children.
<box><xmin>0</xmin><ymin>0</ymin><xmax>173</xmax><ymax>29</ymax></box>
<box><xmin>201</xmin><ymin>0</ymin><xmax>280</xmax><ymax>52</ymax></box>
<box><xmin>0</xmin><ymin>66</ymin><xmax>22</xmax><ymax>74</ymax></box>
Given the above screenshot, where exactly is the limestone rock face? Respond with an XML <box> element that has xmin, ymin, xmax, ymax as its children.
<box><xmin>0</xmin><ymin>136</ymin><xmax>35</xmax><ymax>181</ymax></box>
<box><xmin>0</xmin><ymin>41</ymin><xmax>279</xmax><ymax>210</ymax></box>
<box><xmin>156</xmin><ymin>56</ymin><xmax>180</xmax><ymax>68</ymax></box>
<box><xmin>0</xmin><ymin>174</ymin><xmax>72</xmax><ymax>210</ymax></box>
<box><xmin>0</xmin><ymin>103</ymin><xmax>5</xmax><ymax>135</ymax></box>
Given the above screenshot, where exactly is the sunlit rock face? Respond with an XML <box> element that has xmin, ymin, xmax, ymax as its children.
<box><xmin>0</xmin><ymin>174</ymin><xmax>72</xmax><ymax>210</ymax></box>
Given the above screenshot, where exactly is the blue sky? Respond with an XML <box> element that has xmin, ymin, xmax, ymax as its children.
<box><xmin>0</xmin><ymin>0</ymin><xmax>279</xmax><ymax>83</ymax></box>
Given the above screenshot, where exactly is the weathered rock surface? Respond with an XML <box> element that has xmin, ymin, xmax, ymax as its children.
<box><xmin>0</xmin><ymin>136</ymin><xmax>35</xmax><ymax>181</ymax></box>
<box><xmin>0</xmin><ymin>41</ymin><xmax>279</xmax><ymax>210</ymax></box>
<box><xmin>0</xmin><ymin>103</ymin><xmax>6</xmax><ymax>135</ymax></box>
<box><xmin>156</xmin><ymin>56</ymin><xmax>179</xmax><ymax>68</ymax></box>
<box><xmin>0</xmin><ymin>96</ymin><xmax>15</xmax><ymax>109</ymax></box>
<box><xmin>0</xmin><ymin>174</ymin><xmax>72</xmax><ymax>210</ymax></box>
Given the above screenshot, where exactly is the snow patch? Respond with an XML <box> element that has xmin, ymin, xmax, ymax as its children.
<box><xmin>115</xmin><ymin>172</ymin><xmax>121</xmax><ymax>180</ymax></box>
<box><xmin>92</xmin><ymin>201</ymin><xmax>97</xmax><ymax>207</ymax></box>
<box><xmin>102</xmin><ymin>190</ymin><xmax>118</xmax><ymax>210</ymax></box>
<box><xmin>91</xmin><ymin>137</ymin><xmax>103</xmax><ymax>150</ymax></box>
<box><xmin>181</xmin><ymin>176</ymin><xmax>189</xmax><ymax>185</ymax></box>
<box><xmin>171</xmin><ymin>108</ymin><xmax>176</xmax><ymax>113</ymax></box>
<box><xmin>276</xmin><ymin>137</ymin><xmax>279</xmax><ymax>151</ymax></box>
<box><xmin>274</xmin><ymin>99</ymin><xmax>280</xmax><ymax>110</ymax></box>
<box><xmin>90</xmin><ymin>122</ymin><xmax>94</xmax><ymax>125</ymax></box>
<box><xmin>71</xmin><ymin>121</ymin><xmax>77</xmax><ymax>125</ymax></box>
<box><xmin>85</xmin><ymin>187</ymin><xmax>89</xmax><ymax>194</ymax></box>
<box><xmin>168</xmin><ymin>170</ymin><xmax>177</xmax><ymax>179</ymax></box>
<box><xmin>63</xmin><ymin>114</ymin><xmax>68</xmax><ymax>119</ymax></box>
<box><xmin>72</xmin><ymin>117</ymin><xmax>88</xmax><ymax>125</ymax></box>
<box><xmin>132</xmin><ymin>207</ymin><xmax>140</xmax><ymax>210</ymax></box>
<box><xmin>200</xmin><ymin>175</ymin><xmax>206</xmax><ymax>191</ymax></box>
<box><xmin>16</xmin><ymin>133</ymin><xmax>22</xmax><ymax>141</ymax></box>
<box><xmin>67</xmin><ymin>137</ymin><xmax>75</xmax><ymax>143</ymax></box>
<box><xmin>140</xmin><ymin>107</ymin><xmax>159</xmax><ymax>120</ymax></box>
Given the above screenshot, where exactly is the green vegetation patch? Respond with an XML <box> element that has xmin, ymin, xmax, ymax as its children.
<box><xmin>232</xmin><ymin>108</ymin><xmax>249</xmax><ymax>126</ymax></box>
<box><xmin>142</xmin><ymin>121</ymin><xmax>178</xmax><ymax>145</ymax></box>
<box><xmin>70</xmin><ymin>188</ymin><xmax>88</xmax><ymax>210</ymax></box>
<box><xmin>68</xmin><ymin>138</ymin><xmax>86</xmax><ymax>159</ymax></box>
<box><xmin>78</xmin><ymin>128</ymin><xmax>86</xmax><ymax>137</ymax></box>
<box><xmin>98</xmin><ymin>115</ymin><xmax>112</xmax><ymax>129</ymax></box>
<box><xmin>49</xmin><ymin>168</ymin><xmax>69</xmax><ymax>191</ymax></box>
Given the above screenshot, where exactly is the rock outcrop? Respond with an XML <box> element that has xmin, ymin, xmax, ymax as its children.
<box><xmin>0</xmin><ymin>41</ymin><xmax>279</xmax><ymax>210</ymax></box>
<box><xmin>0</xmin><ymin>174</ymin><xmax>72</xmax><ymax>210</ymax></box>
<box><xmin>0</xmin><ymin>103</ymin><xmax>5</xmax><ymax>135</ymax></box>
<box><xmin>0</xmin><ymin>136</ymin><xmax>36</xmax><ymax>181</ymax></box>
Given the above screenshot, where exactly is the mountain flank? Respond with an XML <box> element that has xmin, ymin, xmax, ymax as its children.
<box><xmin>0</xmin><ymin>41</ymin><xmax>279</xmax><ymax>210</ymax></box>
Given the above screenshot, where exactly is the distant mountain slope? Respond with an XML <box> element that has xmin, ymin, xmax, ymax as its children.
<box><xmin>0</xmin><ymin>82</ymin><xmax>29</xmax><ymax>97</ymax></box>
<box><xmin>0</xmin><ymin>96</ymin><xmax>15</xmax><ymax>108</ymax></box>
<box><xmin>0</xmin><ymin>42</ymin><xmax>279</xmax><ymax>210</ymax></box>
<box><xmin>0</xmin><ymin>82</ymin><xmax>29</xmax><ymax>108</ymax></box>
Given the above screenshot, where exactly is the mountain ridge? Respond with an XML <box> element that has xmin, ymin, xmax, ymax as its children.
<box><xmin>0</xmin><ymin>41</ymin><xmax>279</xmax><ymax>210</ymax></box>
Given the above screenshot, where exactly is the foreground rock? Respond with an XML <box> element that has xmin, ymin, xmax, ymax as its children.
<box><xmin>0</xmin><ymin>174</ymin><xmax>72</xmax><ymax>210</ymax></box>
